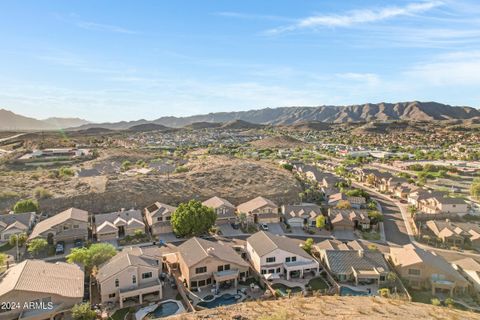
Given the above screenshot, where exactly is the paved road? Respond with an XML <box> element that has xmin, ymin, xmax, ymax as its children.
<box><xmin>373</xmin><ymin>197</ymin><xmax>411</xmax><ymax>246</ymax></box>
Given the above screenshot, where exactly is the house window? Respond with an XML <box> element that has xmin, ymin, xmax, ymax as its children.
<box><xmin>218</xmin><ymin>265</ymin><xmax>224</xmax><ymax>272</ymax></box>
<box><xmin>196</xmin><ymin>266</ymin><xmax>207</xmax><ymax>274</ymax></box>
<box><xmin>132</xmin><ymin>275</ymin><xmax>137</xmax><ymax>284</ymax></box>
<box><xmin>268</xmin><ymin>269</ymin><xmax>275</xmax><ymax>274</ymax></box>
<box><xmin>379</xmin><ymin>275</ymin><xmax>385</xmax><ymax>282</ymax></box>
<box><xmin>207</xmin><ymin>278</ymin><xmax>212</xmax><ymax>285</ymax></box>
<box><xmin>191</xmin><ymin>281</ymin><xmax>198</xmax><ymax>288</ymax></box>
<box><xmin>261</xmin><ymin>269</ymin><xmax>267</xmax><ymax>275</ymax></box>
<box><xmin>285</xmin><ymin>257</ymin><xmax>291</xmax><ymax>263</ymax></box>
<box><xmin>63</xmin><ymin>225</ymin><xmax>69</xmax><ymax>230</ymax></box>
<box><xmin>276</xmin><ymin>268</ymin><xmax>281</xmax><ymax>273</ymax></box>
<box><xmin>266</xmin><ymin>257</ymin><xmax>275</xmax><ymax>263</ymax></box>
<box><xmin>224</xmin><ymin>264</ymin><xmax>230</xmax><ymax>271</ymax></box>
<box><xmin>166</xmin><ymin>216</ymin><xmax>171</xmax><ymax>221</ymax></box>
<box><xmin>73</xmin><ymin>224</ymin><xmax>79</xmax><ymax>229</ymax></box>
<box><xmin>157</xmin><ymin>217</ymin><xmax>163</xmax><ymax>222</ymax></box>
<box><xmin>198</xmin><ymin>280</ymin><xmax>206</xmax><ymax>287</ymax></box>
<box><xmin>408</xmin><ymin>269</ymin><xmax>421</xmax><ymax>276</ymax></box>
<box><xmin>115</xmin><ymin>279</ymin><xmax>119</xmax><ymax>287</ymax></box>
<box><xmin>142</xmin><ymin>272</ymin><xmax>153</xmax><ymax>279</ymax></box>
<box><xmin>109</xmin><ymin>293</ymin><xmax>116</xmax><ymax>298</ymax></box>
<box><xmin>291</xmin><ymin>257</ymin><xmax>296</xmax><ymax>262</ymax></box>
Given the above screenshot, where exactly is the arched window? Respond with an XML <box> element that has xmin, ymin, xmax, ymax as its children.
<box><xmin>115</xmin><ymin>279</ymin><xmax>119</xmax><ymax>287</ymax></box>
<box><xmin>132</xmin><ymin>275</ymin><xmax>137</xmax><ymax>284</ymax></box>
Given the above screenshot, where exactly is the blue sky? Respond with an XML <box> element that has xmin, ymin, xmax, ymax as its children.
<box><xmin>1</xmin><ymin>0</ymin><xmax>480</xmax><ymax>122</ymax></box>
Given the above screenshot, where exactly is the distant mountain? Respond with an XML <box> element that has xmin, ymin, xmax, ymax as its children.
<box><xmin>3</xmin><ymin>101</ymin><xmax>480</xmax><ymax>131</ymax></box>
<box><xmin>184</xmin><ymin>122</ymin><xmax>222</xmax><ymax>130</ymax></box>
<box><xmin>128</xmin><ymin>123</ymin><xmax>171</xmax><ymax>132</ymax></box>
<box><xmin>220</xmin><ymin>119</ymin><xmax>264</xmax><ymax>129</ymax></box>
<box><xmin>0</xmin><ymin>109</ymin><xmax>90</xmax><ymax>131</ymax></box>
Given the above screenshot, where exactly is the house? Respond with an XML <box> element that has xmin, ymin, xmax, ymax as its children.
<box><xmin>0</xmin><ymin>260</ymin><xmax>84</xmax><ymax>320</ymax></box>
<box><xmin>452</xmin><ymin>258</ymin><xmax>480</xmax><ymax>292</ymax></box>
<box><xmin>281</xmin><ymin>203</ymin><xmax>322</xmax><ymax>228</ymax></box>
<box><xmin>320</xmin><ymin>248</ymin><xmax>390</xmax><ymax>285</ymax></box>
<box><xmin>246</xmin><ymin>231</ymin><xmax>319</xmax><ymax>280</ymax></box>
<box><xmin>94</xmin><ymin>209</ymin><xmax>145</xmax><ymax>241</ymax></box>
<box><xmin>237</xmin><ymin>196</ymin><xmax>279</xmax><ymax>223</ymax></box>
<box><xmin>314</xmin><ymin>239</ymin><xmax>366</xmax><ymax>254</ymax></box>
<box><xmin>328</xmin><ymin>209</ymin><xmax>370</xmax><ymax>231</ymax></box>
<box><xmin>172</xmin><ymin>237</ymin><xmax>250</xmax><ymax>290</ymax></box>
<box><xmin>144</xmin><ymin>202</ymin><xmax>177</xmax><ymax>236</ymax></box>
<box><xmin>202</xmin><ymin>196</ymin><xmax>237</xmax><ymax>224</ymax></box>
<box><xmin>96</xmin><ymin>250</ymin><xmax>162</xmax><ymax>308</ymax></box>
<box><xmin>328</xmin><ymin>193</ymin><xmax>366</xmax><ymax>209</ymax></box>
<box><xmin>389</xmin><ymin>244</ymin><xmax>468</xmax><ymax>295</ymax></box>
<box><xmin>379</xmin><ymin>176</ymin><xmax>408</xmax><ymax>193</ymax></box>
<box><xmin>321</xmin><ymin>175</ymin><xmax>343</xmax><ymax>197</ymax></box>
<box><xmin>28</xmin><ymin>208</ymin><xmax>88</xmax><ymax>244</ymax></box>
<box><xmin>393</xmin><ymin>184</ymin><xmax>416</xmax><ymax>199</ymax></box>
<box><xmin>425</xmin><ymin>220</ymin><xmax>480</xmax><ymax>248</ymax></box>
<box><xmin>0</xmin><ymin>212</ymin><xmax>36</xmax><ymax>242</ymax></box>
<box><xmin>418</xmin><ymin>196</ymin><xmax>468</xmax><ymax>217</ymax></box>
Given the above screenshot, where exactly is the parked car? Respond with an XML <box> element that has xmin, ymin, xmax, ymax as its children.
<box><xmin>55</xmin><ymin>241</ymin><xmax>65</xmax><ymax>255</ymax></box>
<box><xmin>74</xmin><ymin>239</ymin><xmax>84</xmax><ymax>248</ymax></box>
<box><xmin>231</xmin><ymin>222</ymin><xmax>240</xmax><ymax>229</ymax></box>
<box><xmin>260</xmin><ymin>223</ymin><xmax>269</xmax><ymax>231</ymax></box>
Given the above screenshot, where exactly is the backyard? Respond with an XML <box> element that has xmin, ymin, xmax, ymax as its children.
<box><xmin>308</xmin><ymin>277</ymin><xmax>329</xmax><ymax>291</ymax></box>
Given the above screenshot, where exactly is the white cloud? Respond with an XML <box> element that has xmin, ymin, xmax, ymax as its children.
<box><xmin>76</xmin><ymin>21</ymin><xmax>137</xmax><ymax>34</ymax></box>
<box><xmin>266</xmin><ymin>1</ymin><xmax>442</xmax><ymax>34</ymax></box>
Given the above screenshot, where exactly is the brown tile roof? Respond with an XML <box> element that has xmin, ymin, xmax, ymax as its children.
<box><xmin>247</xmin><ymin>231</ymin><xmax>313</xmax><ymax>260</ymax></box>
<box><xmin>29</xmin><ymin>208</ymin><xmax>88</xmax><ymax>240</ymax></box>
<box><xmin>0</xmin><ymin>260</ymin><xmax>84</xmax><ymax>298</ymax></box>
<box><xmin>96</xmin><ymin>251</ymin><xmax>158</xmax><ymax>283</ymax></box>
<box><xmin>202</xmin><ymin>196</ymin><xmax>235</xmax><ymax>209</ymax></box>
<box><xmin>237</xmin><ymin>196</ymin><xmax>277</xmax><ymax>213</ymax></box>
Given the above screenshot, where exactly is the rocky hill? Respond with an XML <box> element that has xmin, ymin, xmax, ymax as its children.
<box><xmin>171</xmin><ymin>296</ymin><xmax>480</xmax><ymax>320</ymax></box>
<box><xmin>0</xmin><ymin>109</ymin><xmax>89</xmax><ymax>131</ymax></box>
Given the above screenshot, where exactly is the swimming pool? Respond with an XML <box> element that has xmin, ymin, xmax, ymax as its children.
<box><xmin>340</xmin><ymin>286</ymin><xmax>370</xmax><ymax>296</ymax></box>
<box><xmin>197</xmin><ymin>293</ymin><xmax>242</xmax><ymax>308</ymax></box>
<box><xmin>271</xmin><ymin>283</ymin><xmax>303</xmax><ymax>296</ymax></box>
<box><xmin>146</xmin><ymin>301</ymin><xmax>180</xmax><ymax>318</ymax></box>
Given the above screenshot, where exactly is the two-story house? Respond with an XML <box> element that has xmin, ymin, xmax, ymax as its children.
<box><xmin>174</xmin><ymin>237</ymin><xmax>250</xmax><ymax>290</ymax></box>
<box><xmin>0</xmin><ymin>212</ymin><xmax>36</xmax><ymax>242</ymax></box>
<box><xmin>96</xmin><ymin>250</ymin><xmax>162</xmax><ymax>308</ymax></box>
<box><xmin>28</xmin><ymin>208</ymin><xmax>88</xmax><ymax>244</ymax></box>
<box><xmin>389</xmin><ymin>244</ymin><xmax>468</xmax><ymax>296</ymax></box>
<box><xmin>246</xmin><ymin>231</ymin><xmax>319</xmax><ymax>280</ymax></box>
<box><xmin>281</xmin><ymin>203</ymin><xmax>322</xmax><ymax>228</ymax></box>
<box><xmin>0</xmin><ymin>260</ymin><xmax>84</xmax><ymax>320</ymax></box>
<box><xmin>94</xmin><ymin>209</ymin><xmax>145</xmax><ymax>241</ymax></box>
<box><xmin>144</xmin><ymin>202</ymin><xmax>177</xmax><ymax>236</ymax></box>
<box><xmin>237</xmin><ymin>196</ymin><xmax>279</xmax><ymax>223</ymax></box>
<box><xmin>202</xmin><ymin>196</ymin><xmax>237</xmax><ymax>225</ymax></box>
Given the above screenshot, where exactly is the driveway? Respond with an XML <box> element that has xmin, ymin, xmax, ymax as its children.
<box><xmin>267</xmin><ymin>223</ymin><xmax>284</xmax><ymax>235</ymax></box>
<box><xmin>218</xmin><ymin>223</ymin><xmax>242</xmax><ymax>236</ymax></box>
<box><xmin>157</xmin><ymin>232</ymin><xmax>183</xmax><ymax>243</ymax></box>
<box><xmin>332</xmin><ymin>230</ymin><xmax>355</xmax><ymax>241</ymax></box>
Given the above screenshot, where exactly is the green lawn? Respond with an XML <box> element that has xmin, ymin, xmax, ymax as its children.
<box><xmin>410</xmin><ymin>290</ymin><xmax>434</xmax><ymax>304</ymax></box>
<box><xmin>308</xmin><ymin>277</ymin><xmax>329</xmax><ymax>291</ymax></box>
<box><xmin>110</xmin><ymin>308</ymin><xmax>129</xmax><ymax>320</ymax></box>
<box><xmin>362</xmin><ymin>231</ymin><xmax>381</xmax><ymax>241</ymax></box>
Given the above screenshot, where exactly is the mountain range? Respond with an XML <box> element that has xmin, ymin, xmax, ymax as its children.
<box><xmin>1</xmin><ymin>101</ymin><xmax>479</xmax><ymax>131</ymax></box>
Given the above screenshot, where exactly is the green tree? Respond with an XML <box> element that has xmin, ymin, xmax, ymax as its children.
<box><xmin>171</xmin><ymin>200</ymin><xmax>217</xmax><ymax>237</ymax></box>
<box><xmin>67</xmin><ymin>243</ymin><xmax>117</xmax><ymax>272</ymax></box>
<box><xmin>303</xmin><ymin>238</ymin><xmax>314</xmax><ymax>254</ymax></box>
<box><xmin>316</xmin><ymin>215</ymin><xmax>326</xmax><ymax>229</ymax></box>
<box><xmin>431</xmin><ymin>298</ymin><xmax>441</xmax><ymax>306</ymax></box>
<box><xmin>71</xmin><ymin>303</ymin><xmax>96</xmax><ymax>320</ymax></box>
<box><xmin>0</xmin><ymin>252</ymin><xmax>7</xmax><ymax>267</ymax></box>
<box><xmin>387</xmin><ymin>271</ymin><xmax>397</xmax><ymax>284</ymax></box>
<box><xmin>9</xmin><ymin>233</ymin><xmax>27</xmax><ymax>247</ymax></box>
<box><xmin>121</xmin><ymin>160</ymin><xmax>132</xmax><ymax>172</ymax></box>
<box><xmin>366</xmin><ymin>174</ymin><xmax>376</xmax><ymax>186</ymax></box>
<box><xmin>13</xmin><ymin>199</ymin><xmax>39</xmax><ymax>213</ymax></box>
<box><xmin>281</xmin><ymin>163</ymin><xmax>293</xmax><ymax>171</ymax></box>
<box><xmin>445</xmin><ymin>297</ymin><xmax>454</xmax><ymax>308</ymax></box>
<box><xmin>336</xmin><ymin>200</ymin><xmax>352</xmax><ymax>209</ymax></box>
<box><xmin>368</xmin><ymin>210</ymin><xmax>384</xmax><ymax>223</ymax></box>
<box><xmin>27</xmin><ymin>238</ymin><xmax>48</xmax><ymax>256</ymax></box>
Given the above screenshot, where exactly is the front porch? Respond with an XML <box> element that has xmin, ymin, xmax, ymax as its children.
<box><xmin>213</xmin><ymin>269</ymin><xmax>239</xmax><ymax>291</ymax></box>
<box><xmin>283</xmin><ymin>260</ymin><xmax>319</xmax><ymax>280</ymax></box>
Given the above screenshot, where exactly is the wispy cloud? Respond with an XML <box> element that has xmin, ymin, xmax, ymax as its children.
<box><xmin>266</xmin><ymin>1</ymin><xmax>443</xmax><ymax>34</ymax></box>
<box><xmin>75</xmin><ymin>21</ymin><xmax>137</xmax><ymax>34</ymax></box>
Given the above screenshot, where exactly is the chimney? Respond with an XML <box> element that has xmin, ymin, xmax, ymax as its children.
<box><xmin>206</xmin><ymin>247</ymin><xmax>215</xmax><ymax>256</ymax></box>
<box><xmin>358</xmin><ymin>250</ymin><xmax>364</xmax><ymax>258</ymax></box>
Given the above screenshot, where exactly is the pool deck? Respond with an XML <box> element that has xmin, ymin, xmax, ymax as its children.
<box><xmin>135</xmin><ymin>299</ymin><xmax>186</xmax><ymax>320</ymax></box>
<box><xmin>340</xmin><ymin>283</ymin><xmax>379</xmax><ymax>296</ymax></box>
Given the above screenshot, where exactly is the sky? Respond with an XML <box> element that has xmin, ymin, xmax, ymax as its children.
<box><xmin>1</xmin><ymin>0</ymin><xmax>480</xmax><ymax>122</ymax></box>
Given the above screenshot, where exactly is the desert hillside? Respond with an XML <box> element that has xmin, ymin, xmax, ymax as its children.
<box><xmin>171</xmin><ymin>296</ymin><xmax>480</xmax><ymax>320</ymax></box>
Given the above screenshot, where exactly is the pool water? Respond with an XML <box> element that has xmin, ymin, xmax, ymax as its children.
<box><xmin>197</xmin><ymin>293</ymin><xmax>241</xmax><ymax>308</ymax></box>
<box><xmin>149</xmin><ymin>301</ymin><xmax>180</xmax><ymax>318</ymax></box>
<box><xmin>271</xmin><ymin>283</ymin><xmax>303</xmax><ymax>296</ymax></box>
<box><xmin>340</xmin><ymin>286</ymin><xmax>370</xmax><ymax>296</ymax></box>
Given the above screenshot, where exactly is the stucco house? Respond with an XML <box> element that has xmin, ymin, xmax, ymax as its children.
<box><xmin>418</xmin><ymin>196</ymin><xmax>468</xmax><ymax>217</ymax></box>
<box><xmin>28</xmin><ymin>208</ymin><xmax>88</xmax><ymax>244</ymax></box>
<box><xmin>452</xmin><ymin>258</ymin><xmax>480</xmax><ymax>293</ymax></box>
<box><xmin>328</xmin><ymin>209</ymin><xmax>370</xmax><ymax>231</ymax></box>
<box><xmin>425</xmin><ymin>220</ymin><xmax>480</xmax><ymax>248</ymax></box>
<box><xmin>0</xmin><ymin>212</ymin><xmax>36</xmax><ymax>242</ymax></box>
<box><xmin>246</xmin><ymin>231</ymin><xmax>319</xmax><ymax>280</ymax></box>
<box><xmin>173</xmin><ymin>237</ymin><xmax>250</xmax><ymax>290</ymax></box>
<box><xmin>328</xmin><ymin>192</ymin><xmax>366</xmax><ymax>209</ymax></box>
<box><xmin>94</xmin><ymin>209</ymin><xmax>145</xmax><ymax>241</ymax></box>
<box><xmin>202</xmin><ymin>196</ymin><xmax>237</xmax><ymax>225</ymax></box>
<box><xmin>237</xmin><ymin>196</ymin><xmax>279</xmax><ymax>223</ymax></box>
<box><xmin>144</xmin><ymin>202</ymin><xmax>177</xmax><ymax>236</ymax></box>
<box><xmin>0</xmin><ymin>259</ymin><xmax>84</xmax><ymax>320</ymax></box>
<box><xmin>389</xmin><ymin>244</ymin><xmax>468</xmax><ymax>296</ymax></box>
<box><xmin>96</xmin><ymin>250</ymin><xmax>162</xmax><ymax>308</ymax></box>
<box><xmin>281</xmin><ymin>203</ymin><xmax>322</xmax><ymax>228</ymax></box>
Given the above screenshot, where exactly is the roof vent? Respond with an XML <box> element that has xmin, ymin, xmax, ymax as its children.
<box><xmin>206</xmin><ymin>247</ymin><xmax>215</xmax><ymax>255</ymax></box>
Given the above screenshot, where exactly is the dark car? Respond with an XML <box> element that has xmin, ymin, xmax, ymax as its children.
<box><xmin>55</xmin><ymin>241</ymin><xmax>65</xmax><ymax>255</ymax></box>
<box><xmin>74</xmin><ymin>239</ymin><xmax>84</xmax><ymax>248</ymax></box>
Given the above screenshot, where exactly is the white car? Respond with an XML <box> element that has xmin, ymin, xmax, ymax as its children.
<box><xmin>260</xmin><ymin>223</ymin><xmax>269</xmax><ymax>231</ymax></box>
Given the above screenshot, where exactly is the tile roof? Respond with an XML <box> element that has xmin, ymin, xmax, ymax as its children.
<box><xmin>237</xmin><ymin>196</ymin><xmax>277</xmax><ymax>213</ymax></box>
<box><xmin>282</xmin><ymin>204</ymin><xmax>322</xmax><ymax>219</ymax></box>
<box><xmin>247</xmin><ymin>231</ymin><xmax>313</xmax><ymax>260</ymax></box>
<box><xmin>453</xmin><ymin>257</ymin><xmax>480</xmax><ymax>272</ymax></box>
<box><xmin>0</xmin><ymin>260</ymin><xmax>84</xmax><ymax>298</ymax></box>
<box><xmin>202</xmin><ymin>196</ymin><xmax>235</xmax><ymax>209</ymax></box>
<box><xmin>145</xmin><ymin>202</ymin><xmax>177</xmax><ymax>218</ymax></box>
<box><xmin>177</xmin><ymin>237</ymin><xmax>249</xmax><ymax>268</ymax></box>
<box><xmin>29</xmin><ymin>208</ymin><xmax>88</xmax><ymax>240</ymax></box>
<box><xmin>97</xmin><ymin>251</ymin><xmax>158</xmax><ymax>283</ymax></box>
<box><xmin>95</xmin><ymin>209</ymin><xmax>144</xmax><ymax>230</ymax></box>
<box><xmin>324</xmin><ymin>250</ymin><xmax>389</xmax><ymax>275</ymax></box>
